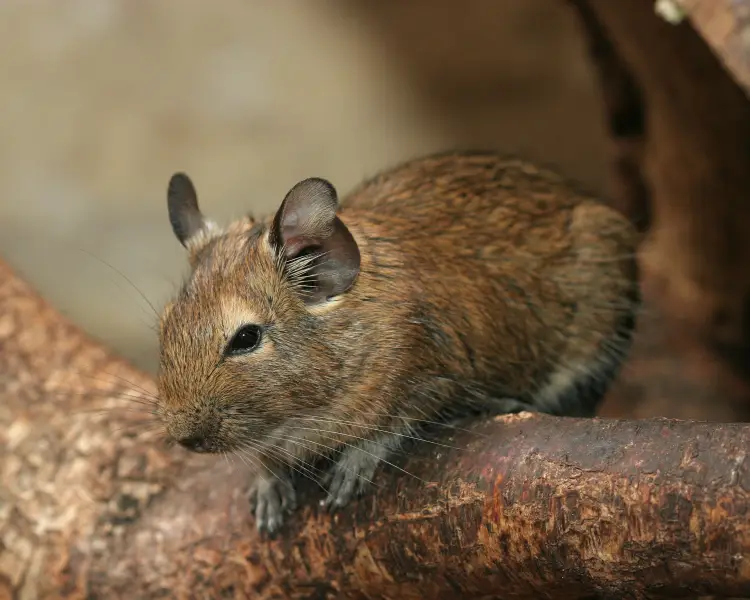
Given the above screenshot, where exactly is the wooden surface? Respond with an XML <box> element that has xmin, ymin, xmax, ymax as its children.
<box><xmin>1</xmin><ymin>256</ymin><xmax>750</xmax><ymax>598</ymax></box>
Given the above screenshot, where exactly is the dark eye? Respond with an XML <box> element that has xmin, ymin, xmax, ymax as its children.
<box><xmin>225</xmin><ymin>324</ymin><xmax>263</xmax><ymax>356</ymax></box>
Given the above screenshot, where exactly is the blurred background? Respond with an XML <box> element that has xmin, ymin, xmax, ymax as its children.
<box><xmin>0</xmin><ymin>0</ymin><xmax>609</xmax><ymax>373</ymax></box>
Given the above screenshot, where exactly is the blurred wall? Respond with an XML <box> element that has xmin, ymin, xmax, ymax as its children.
<box><xmin>0</xmin><ymin>0</ymin><xmax>608</xmax><ymax>372</ymax></box>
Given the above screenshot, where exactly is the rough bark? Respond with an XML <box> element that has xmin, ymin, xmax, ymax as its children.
<box><xmin>2</xmin><ymin>258</ymin><xmax>750</xmax><ymax>599</ymax></box>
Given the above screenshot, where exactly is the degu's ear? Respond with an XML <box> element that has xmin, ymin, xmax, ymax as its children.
<box><xmin>167</xmin><ymin>172</ymin><xmax>207</xmax><ymax>247</ymax></box>
<box><xmin>269</xmin><ymin>177</ymin><xmax>360</xmax><ymax>304</ymax></box>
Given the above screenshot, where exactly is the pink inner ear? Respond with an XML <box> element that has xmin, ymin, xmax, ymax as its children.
<box><xmin>284</xmin><ymin>236</ymin><xmax>311</xmax><ymax>258</ymax></box>
<box><xmin>280</xmin><ymin>201</ymin><xmax>330</xmax><ymax>258</ymax></box>
<box><xmin>271</xmin><ymin>177</ymin><xmax>344</xmax><ymax>267</ymax></box>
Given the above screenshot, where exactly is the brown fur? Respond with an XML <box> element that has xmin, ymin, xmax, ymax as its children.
<box><xmin>156</xmin><ymin>151</ymin><xmax>640</xmax><ymax>533</ymax></box>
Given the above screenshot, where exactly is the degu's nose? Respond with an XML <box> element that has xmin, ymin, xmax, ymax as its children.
<box><xmin>176</xmin><ymin>435</ymin><xmax>211</xmax><ymax>453</ymax></box>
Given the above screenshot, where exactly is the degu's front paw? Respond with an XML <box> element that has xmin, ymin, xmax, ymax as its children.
<box><xmin>249</xmin><ymin>474</ymin><xmax>297</xmax><ymax>535</ymax></box>
<box><xmin>323</xmin><ymin>446</ymin><xmax>381</xmax><ymax>510</ymax></box>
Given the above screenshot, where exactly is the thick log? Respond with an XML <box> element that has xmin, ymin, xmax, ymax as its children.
<box><xmin>2</xmin><ymin>258</ymin><xmax>750</xmax><ymax>599</ymax></box>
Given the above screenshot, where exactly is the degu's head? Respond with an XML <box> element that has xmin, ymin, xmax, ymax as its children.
<box><xmin>156</xmin><ymin>173</ymin><xmax>361</xmax><ymax>454</ymax></box>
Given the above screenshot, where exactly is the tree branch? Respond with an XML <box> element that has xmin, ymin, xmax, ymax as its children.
<box><xmin>672</xmin><ymin>0</ymin><xmax>750</xmax><ymax>98</ymax></box>
<box><xmin>568</xmin><ymin>0</ymin><xmax>651</xmax><ymax>232</ymax></box>
<box><xmin>1</xmin><ymin>259</ymin><xmax>750</xmax><ymax>599</ymax></box>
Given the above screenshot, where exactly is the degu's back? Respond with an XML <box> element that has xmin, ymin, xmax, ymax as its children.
<box><xmin>339</xmin><ymin>151</ymin><xmax>640</xmax><ymax>418</ymax></box>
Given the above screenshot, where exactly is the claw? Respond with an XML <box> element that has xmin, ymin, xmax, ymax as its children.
<box><xmin>323</xmin><ymin>444</ymin><xmax>383</xmax><ymax>511</ymax></box>
<box><xmin>249</xmin><ymin>473</ymin><xmax>296</xmax><ymax>535</ymax></box>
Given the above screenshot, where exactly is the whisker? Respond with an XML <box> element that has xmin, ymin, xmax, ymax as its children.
<box><xmin>235</xmin><ymin>445</ymin><xmax>282</xmax><ymax>488</ymax></box>
<box><xmin>75</xmin><ymin>405</ymin><xmax>156</xmax><ymax>417</ymax></box>
<box><xmin>267</xmin><ymin>432</ymin><xmax>381</xmax><ymax>491</ymax></box>
<box><xmin>108</xmin><ymin>420</ymin><xmax>163</xmax><ymax>436</ymax></box>
<box><xmin>54</xmin><ymin>370</ymin><xmax>160</xmax><ymax>402</ymax></box>
<box><xmin>265</xmin><ymin>431</ymin><xmax>341</xmax><ymax>461</ymax></box>
<box><xmin>233</xmin><ymin>446</ymin><xmax>263</xmax><ymax>476</ymax></box>
<box><xmin>43</xmin><ymin>389</ymin><xmax>158</xmax><ymax>407</ymax></box>
<box><xmin>287</xmin><ymin>426</ymin><xmax>426</xmax><ymax>484</ymax></box>
<box><xmin>247</xmin><ymin>439</ymin><xmax>327</xmax><ymax>493</ymax></box>
<box><xmin>344</xmin><ymin>409</ymin><xmax>489</xmax><ymax>437</ymax></box>
<box><xmin>77</xmin><ymin>247</ymin><xmax>160</xmax><ymax>318</ymax></box>
<box><xmin>94</xmin><ymin>370</ymin><xmax>159</xmax><ymax>399</ymax></box>
<box><xmin>297</xmin><ymin>416</ymin><xmax>459</xmax><ymax>449</ymax></box>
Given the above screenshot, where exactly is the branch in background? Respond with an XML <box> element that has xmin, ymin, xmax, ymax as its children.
<box><xmin>571</xmin><ymin>0</ymin><xmax>750</xmax><ymax>394</ymax></box>
<box><xmin>1</xmin><ymin>261</ymin><xmax>750</xmax><ymax>599</ymax></box>
<box><xmin>669</xmin><ymin>0</ymin><xmax>750</xmax><ymax>98</ymax></box>
<box><xmin>568</xmin><ymin>0</ymin><xmax>651</xmax><ymax>232</ymax></box>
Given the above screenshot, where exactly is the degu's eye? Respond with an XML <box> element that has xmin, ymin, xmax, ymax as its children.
<box><xmin>225</xmin><ymin>324</ymin><xmax>263</xmax><ymax>356</ymax></box>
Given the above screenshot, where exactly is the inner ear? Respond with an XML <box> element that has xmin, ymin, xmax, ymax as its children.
<box><xmin>270</xmin><ymin>177</ymin><xmax>360</xmax><ymax>304</ymax></box>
